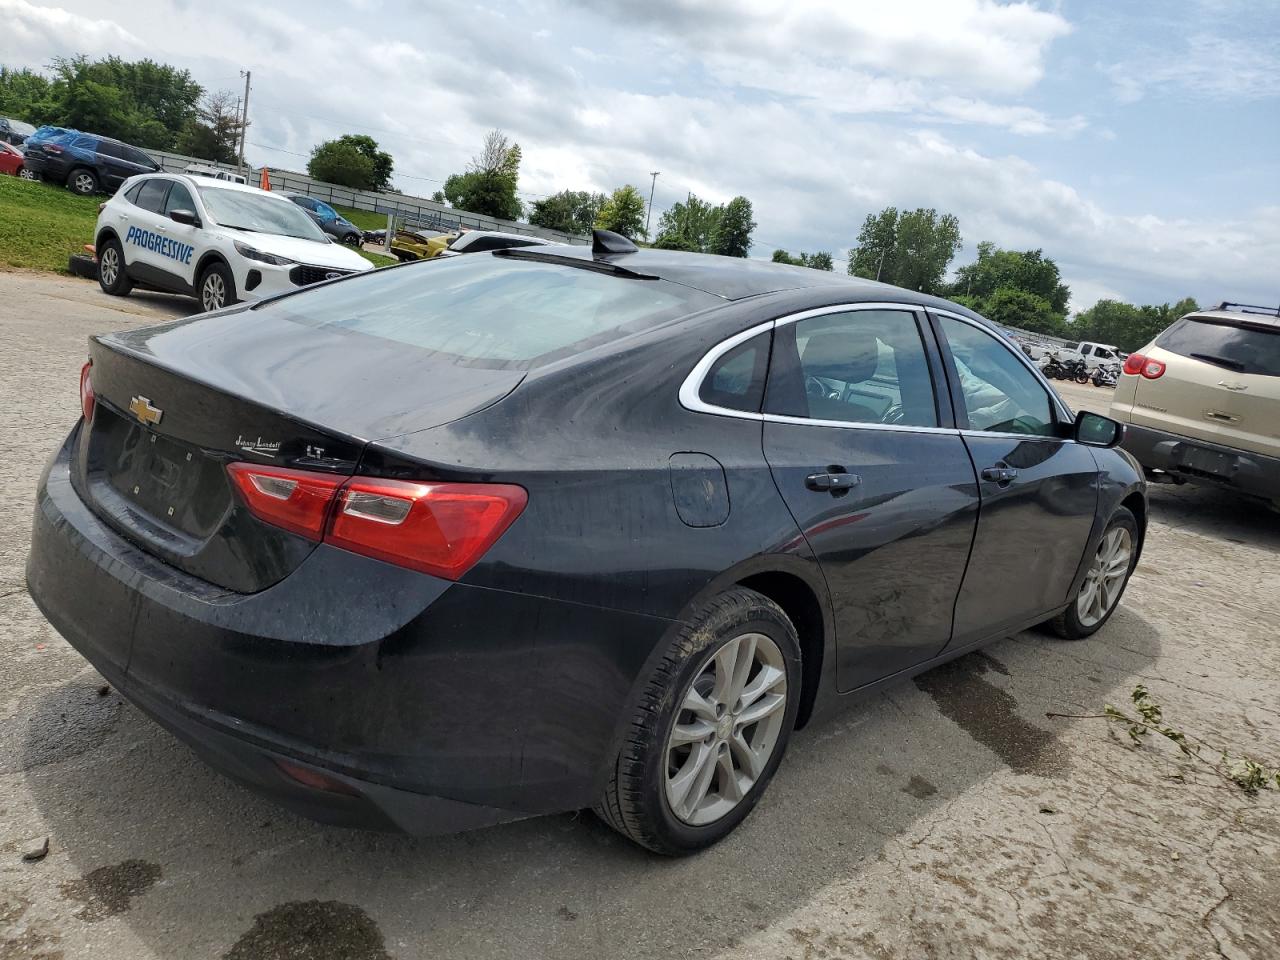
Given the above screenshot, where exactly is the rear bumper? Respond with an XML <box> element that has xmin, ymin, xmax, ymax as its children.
<box><xmin>20</xmin><ymin>154</ymin><xmax>64</xmax><ymax>179</ymax></box>
<box><xmin>27</xmin><ymin>434</ymin><xmax>672</xmax><ymax>833</ymax></box>
<box><xmin>1120</xmin><ymin>422</ymin><xmax>1280</xmax><ymax>501</ymax></box>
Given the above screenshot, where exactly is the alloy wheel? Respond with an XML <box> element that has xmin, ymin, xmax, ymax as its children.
<box><xmin>664</xmin><ymin>632</ymin><xmax>787</xmax><ymax>826</ymax></box>
<box><xmin>74</xmin><ymin>173</ymin><xmax>95</xmax><ymax>194</ymax></box>
<box><xmin>99</xmin><ymin>248</ymin><xmax>118</xmax><ymax>287</ymax></box>
<box><xmin>18</xmin><ymin>168</ymin><xmax>38</xmax><ymax>181</ymax></box>
<box><xmin>1076</xmin><ymin>527</ymin><xmax>1132</xmax><ymax>627</ymax></box>
<box><xmin>202</xmin><ymin>273</ymin><xmax>226</xmax><ymax>311</ymax></box>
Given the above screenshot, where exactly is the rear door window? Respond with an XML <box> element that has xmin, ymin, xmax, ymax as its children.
<box><xmin>133</xmin><ymin>178</ymin><xmax>171</xmax><ymax>214</ymax></box>
<box><xmin>268</xmin><ymin>254</ymin><xmax>721</xmax><ymax>369</ymax></box>
<box><xmin>1156</xmin><ymin>318</ymin><xmax>1280</xmax><ymax>377</ymax></box>
<box><xmin>764</xmin><ymin>309</ymin><xmax>939</xmax><ymax>427</ymax></box>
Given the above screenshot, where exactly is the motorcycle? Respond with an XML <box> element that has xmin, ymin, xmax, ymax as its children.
<box><xmin>1063</xmin><ymin>357</ymin><xmax>1091</xmax><ymax>384</ymax></box>
<box><xmin>1091</xmin><ymin>363</ymin><xmax>1119</xmax><ymax>388</ymax></box>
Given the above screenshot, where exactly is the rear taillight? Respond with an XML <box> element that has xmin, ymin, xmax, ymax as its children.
<box><xmin>79</xmin><ymin>361</ymin><xmax>95</xmax><ymax>421</ymax></box>
<box><xmin>226</xmin><ymin>463</ymin><xmax>345</xmax><ymax>541</ymax></box>
<box><xmin>328</xmin><ymin>478</ymin><xmax>527</xmax><ymax>580</ymax></box>
<box><xmin>226</xmin><ymin>465</ymin><xmax>527</xmax><ymax>579</ymax></box>
<box><xmin>1122</xmin><ymin>353</ymin><xmax>1166</xmax><ymax>379</ymax></box>
<box><xmin>45</xmin><ymin>144</ymin><xmax>63</xmax><ymax>154</ymax></box>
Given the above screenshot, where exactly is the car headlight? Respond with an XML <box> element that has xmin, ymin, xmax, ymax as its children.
<box><xmin>234</xmin><ymin>241</ymin><xmax>295</xmax><ymax>266</ymax></box>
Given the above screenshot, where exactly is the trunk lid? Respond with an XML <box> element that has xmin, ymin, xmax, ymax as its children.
<box><xmin>75</xmin><ymin>306</ymin><xmax>524</xmax><ymax>592</ymax></box>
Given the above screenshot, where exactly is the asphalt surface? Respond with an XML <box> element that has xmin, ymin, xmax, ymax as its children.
<box><xmin>2</xmin><ymin>271</ymin><xmax>1278</xmax><ymax>960</ymax></box>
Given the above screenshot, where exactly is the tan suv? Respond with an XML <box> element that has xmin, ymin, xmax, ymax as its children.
<box><xmin>1110</xmin><ymin>302</ymin><xmax>1280</xmax><ymax>507</ymax></box>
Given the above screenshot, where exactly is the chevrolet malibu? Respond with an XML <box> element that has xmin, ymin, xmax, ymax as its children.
<box><xmin>27</xmin><ymin>231</ymin><xmax>1146</xmax><ymax>855</ymax></box>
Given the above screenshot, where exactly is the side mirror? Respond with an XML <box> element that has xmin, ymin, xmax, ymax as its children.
<box><xmin>169</xmin><ymin>209</ymin><xmax>200</xmax><ymax>227</ymax></box>
<box><xmin>1075</xmin><ymin>411</ymin><xmax>1124</xmax><ymax>448</ymax></box>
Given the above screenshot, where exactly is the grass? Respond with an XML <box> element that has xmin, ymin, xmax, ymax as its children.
<box><xmin>334</xmin><ymin>205</ymin><xmax>391</xmax><ymax>232</ymax></box>
<box><xmin>0</xmin><ymin>176</ymin><xmax>397</xmax><ymax>273</ymax></box>
<box><xmin>0</xmin><ymin>176</ymin><xmax>100</xmax><ymax>272</ymax></box>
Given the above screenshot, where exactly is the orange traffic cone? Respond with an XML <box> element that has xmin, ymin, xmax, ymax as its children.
<box><xmin>260</xmin><ymin>167</ymin><xmax>271</xmax><ymax>191</ymax></box>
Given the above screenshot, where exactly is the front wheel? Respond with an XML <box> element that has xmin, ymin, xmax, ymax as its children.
<box><xmin>1051</xmin><ymin>507</ymin><xmax>1138</xmax><ymax>640</ymax></box>
<box><xmin>197</xmin><ymin>261</ymin><xmax>236</xmax><ymax>312</ymax></box>
<box><xmin>595</xmin><ymin>587</ymin><xmax>801</xmax><ymax>855</ymax></box>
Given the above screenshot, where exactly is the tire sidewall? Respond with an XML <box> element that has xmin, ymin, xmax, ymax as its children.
<box><xmin>642</xmin><ymin>602</ymin><xmax>802</xmax><ymax>851</ymax></box>
<box><xmin>1061</xmin><ymin>508</ymin><xmax>1139</xmax><ymax>639</ymax></box>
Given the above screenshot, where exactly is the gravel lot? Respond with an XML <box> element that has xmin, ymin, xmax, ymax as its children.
<box><xmin>2</xmin><ymin>272</ymin><xmax>1277</xmax><ymax>960</ymax></box>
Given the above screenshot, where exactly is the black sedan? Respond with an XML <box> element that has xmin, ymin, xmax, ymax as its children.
<box><xmin>26</xmin><ymin>231</ymin><xmax>1145</xmax><ymax>855</ymax></box>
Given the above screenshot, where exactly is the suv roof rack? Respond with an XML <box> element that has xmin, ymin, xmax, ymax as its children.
<box><xmin>1218</xmin><ymin>301</ymin><xmax>1280</xmax><ymax>317</ymax></box>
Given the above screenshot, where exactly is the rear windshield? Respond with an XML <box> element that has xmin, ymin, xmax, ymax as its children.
<box><xmin>266</xmin><ymin>254</ymin><xmax>720</xmax><ymax>369</ymax></box>
<box><xmin>1157</xmin><ymin>317</ymin><xmax>1280</xmax><ymax>377</ymax></box>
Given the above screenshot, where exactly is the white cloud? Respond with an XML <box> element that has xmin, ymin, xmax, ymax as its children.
<box><xmin>1104</xmin><ymin>33</ymin><xmax>1280</xmax><ymax>103</ymax></box>
<box><xmin>0</xmin><ymin>0</ymin><xmax>141</xmax><ymax>65</ymax></box>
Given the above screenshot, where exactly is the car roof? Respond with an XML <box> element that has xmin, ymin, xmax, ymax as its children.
<box><xmin>515</xmin><ymin>244</ymin><xmax>977</xmax><ymax>306</ymax></box>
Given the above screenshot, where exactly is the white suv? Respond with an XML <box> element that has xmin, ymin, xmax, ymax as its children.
<box><xmin>1110</xmin><ymin>302</ymin><xmax>1280</xmax><ymax>507</ymax></box>
<box><xmin>95</xmin><ymin>174</ymin><xmax>370</xmax><ymax>311</ymax></box>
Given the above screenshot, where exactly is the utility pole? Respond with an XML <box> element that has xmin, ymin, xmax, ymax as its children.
<box><xmin>237</xmin><ymin>70</ymin><xmax>251</xmax><ymax>176</ymax></box>
<box><xmin>645</xmin><ymin>171</ymin><xmax>659</xmax><ymax>237</ymax></box>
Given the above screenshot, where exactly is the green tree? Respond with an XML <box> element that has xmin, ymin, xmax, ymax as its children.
<box><xmin>529</xmin><ymin>189</ymin><xmax>607</xmax><ymax>234</ymax></box>
<box><xmin>442</xmin><ymin>129</ymin><xmax>523</xmax><ymax>220</ymax></box>
<box><xmin>709</xmin><ymin>196</ymin><xmax>755</xmax><ymax>257</ymax></box>
<box><xmin>653</xmin><ymin>194</ymin><xmax>722</xmax><ymax>251</ymax></box>
<box><xmin>773</xmin><ymin>249</ymin><xmax>833</xmax><ymax>270</ymax></box>
<box><xmin>173</xmin><ymin>90</ymin><xmax>243</xmax><ymax>164</ymax></box>
<box><xmin>32</xmin><ymin>56</ymin><xmax>201</xmax><ymax>148</ymax></box>
<box><xmin>595</xmin><ymin>185</ymin><xmax>648</xmax><ymax>239</ymax></box>
<box><xmin>0</xmin><ymin>67</ymin><xmax>54</xmax><ymax>123</ymax></box>
<box><xmin>952</xmin><ymin>242</ymin><xmax>1070</xmax><ymax>314</ymax></box>
<box><xmin>308</xmin><ymin>139</ymin><xmax>376</xmax><ymax>189</ymax></box>
<box><xmin>1071</xmin><ymin>297</ymin><xmax>1199</xmax><ymax>353</ymax></box>
<box><xmin>982</xmin><ymin>288</ymin><xmax>1065</xmax><ymax>337</ymax></box>
<box><xmin>848</xmin><ymin>207</ymin><xmax>961</xmax><ymax>294</ymax></box>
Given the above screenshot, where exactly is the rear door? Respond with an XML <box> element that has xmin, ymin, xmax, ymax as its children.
<box><xmin>933</xmin><ymin>313</ymin><xmax>1098</xmax><ymax>643</ymax></box>
<box><xmin>760</xmin><ymin>304</ymin><xmax>980</xmax><ymax>691</ymax></box>
<box><xmin>1136</xmin><ymin>316</ymin><xmax>1280</xmax><ymax>458</ymax></box>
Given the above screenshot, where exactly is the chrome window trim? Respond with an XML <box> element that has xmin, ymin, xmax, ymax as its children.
<box><xmin>679</xmin><ymin>302</ymin><xmax>948</xmax><ymax>430</ymax></box>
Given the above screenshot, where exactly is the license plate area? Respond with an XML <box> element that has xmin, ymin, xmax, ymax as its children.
<box><xmin>91</xmin><ymin>408</ymin><xmax>232</xmax><ymax>540</ymax></box>
<box><xmin>1179</xmin><ymin>445</ymin><xmax>1235</xmax><ymax>478</ymax></box>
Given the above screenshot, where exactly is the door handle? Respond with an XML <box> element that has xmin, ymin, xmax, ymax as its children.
<box><xmin>981</xmin><ymin>464</ymin><xmax>1018</xmax><ymax>484</ymax></box>
<box><xmin>805</xmin><ymin>471</ymin><xmax>862</xmax><ymax>494</ymax></box>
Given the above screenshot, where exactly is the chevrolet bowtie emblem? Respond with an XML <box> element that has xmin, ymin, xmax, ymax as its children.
<box><xmin>128</xmin><ymin>395</ymin><xmax>163</xmax><ymax>426</ymax></box>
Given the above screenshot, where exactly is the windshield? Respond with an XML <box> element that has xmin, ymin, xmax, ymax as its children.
<box><xmin>267</xmin><ymin>254</ymin><xmax>720</xmax><ymax>370</ymax></box>
<box><xmin>196</xmin><ymin>187</ymin><xmax>328</xmax><ymax>242</ymax></box>
<box><xmin>1157</xmin><ymin>317</ymin><xmax>1280</xmax><ymax>377</ymax></box>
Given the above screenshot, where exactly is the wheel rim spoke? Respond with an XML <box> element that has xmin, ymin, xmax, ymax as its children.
<box><xmin>665</xmin><ymin>630</ymin><xmax>787</xmax><ymax>826</ymax></box>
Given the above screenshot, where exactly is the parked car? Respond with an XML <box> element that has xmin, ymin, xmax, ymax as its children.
<box><xmin>389</xmin><ymin>227</ymin><xmax>454</xmax><ymax>261</ymax></box>
<box><xmin>437</xmin><ymin>229</ymin><xmax>559</xmax><ymax>257</ymax></box>
<box><xmin>20</xmin><ymin>126</ymin><xmax>160</xmax><ymax>194</ymax></box>
<box><xmin>27</xmin><ymin>232</ymin><xmax>1145</xmax><ymax>855</ymax></box>
<box><xmin>1072</xmin><ymin>341</ymin><xmax>1122</xmax><ymax>372</ymax></box>
<box><xmin>183</xmin><ymin>163</ymin><xmax>247</xmax><ymax>185</ymax></box>
<box><xmin>93</xmin><ymin>173</ymin><xmax>371</xmax><ymax>311</ymax></box>
<box><xmin>282</xmin><ymin>193</ymin><xmax>362</xmax><ymax>245</ymax></box>
<box><xmin>1111</xmin><ymin>301</ymin><xmax>1279</xmax><ymax>508</ymax></box>
<box><xmin>0</xmin><ymin>116</ymin><xmax>36</xmax><ymax>146</ymax></box>
<box><xmin>0</xmin><ymin>141</ymin><xmax>36</xmax><ymax>179</ymax></box>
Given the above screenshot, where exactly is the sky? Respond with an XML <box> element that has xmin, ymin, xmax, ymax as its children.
<box><xmin>2</xmin><ymin>0</ymin><xmax>1278</xmax><ymax>312</ymax></box>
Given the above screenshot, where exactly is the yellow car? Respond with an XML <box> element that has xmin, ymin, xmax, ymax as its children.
<box><xmin>390</xmin><ymin>229</ymin><xmax>456</xmax><ymax>262</ymax></box>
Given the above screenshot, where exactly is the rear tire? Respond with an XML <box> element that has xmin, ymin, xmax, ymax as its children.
<box><xmin>595</xmin><ymin>587</ymin><xmax>801</xmax><ymax>855</ymax></box>
<box><xmin>68</xmin><ymin>168</ymin><xmax>98</xmax><ymax>195</ymax></box>
<box><xmin>96</xmin><ymin>238</ymin><xmax>132</xmax><ymax>296</ymax></box>
<box><xmin>1051</xmin><ymin>507</ymin><xmax>1138</xmax><ymax>640</ymax></box>
<box><xmin>197</xmin><ymin>261</ymin><xmax>236</xmax><ymax>311</ymax></box>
